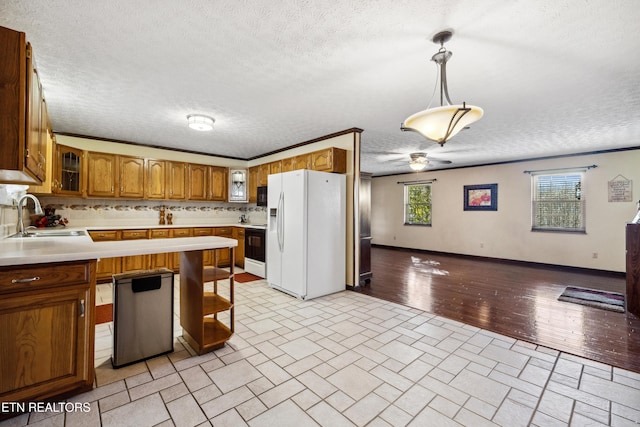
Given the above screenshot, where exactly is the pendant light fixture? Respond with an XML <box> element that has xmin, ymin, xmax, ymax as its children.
<box><xmin>401</xmin><ymin>30</ymin><xmax>483</xmax><ymax>146</ymax></box>
<box><xmin>187</xmin><ymin>114</ymin><xmax>215</xmax><ymax>131</ymax></box>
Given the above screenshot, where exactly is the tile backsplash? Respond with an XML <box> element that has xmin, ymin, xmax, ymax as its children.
<box><xmin>0</xmin><ymin>187</ymin><xmax>266</xmax><ymax>236</ymax></box>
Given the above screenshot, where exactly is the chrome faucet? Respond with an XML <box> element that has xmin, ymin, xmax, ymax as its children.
<box><xmin>16</xmin><ymin>194</ymin><xmax>44</xmax><ymax>236</ymax></box>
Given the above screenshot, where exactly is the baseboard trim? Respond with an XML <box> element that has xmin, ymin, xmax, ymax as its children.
<box><xmin>371</xmin><ymin>244</ymin><xmax>626</xmax><ymax>278</ymax></box>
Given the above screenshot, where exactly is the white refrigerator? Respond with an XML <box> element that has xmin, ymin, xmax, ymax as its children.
<box><xmin>267</xmin><ymin>169</ymin><xmax>346</xmax><ymax>300</ymax></box>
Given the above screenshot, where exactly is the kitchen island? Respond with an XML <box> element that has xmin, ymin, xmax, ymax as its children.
<box><xmin>0</xmin><ymin>231</ymin><xmax>236</xmax><ymax>411</ymax></box>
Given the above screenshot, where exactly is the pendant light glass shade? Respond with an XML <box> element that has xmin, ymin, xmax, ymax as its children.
<box><xmin>401</xmin><ymin>30</ymin><xmax>483</xmax><ymax>146</ymax></box>
<box><xmin>403</xmin><ymin>103</ymin><xmax>483</xmax><ymax>143</ymax></box>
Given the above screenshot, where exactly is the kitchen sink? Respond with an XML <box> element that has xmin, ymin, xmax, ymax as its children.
<box><xmin>8</xmin><ymin>230</ymin><xmax>87</xmax><ymax>238</ymax></box>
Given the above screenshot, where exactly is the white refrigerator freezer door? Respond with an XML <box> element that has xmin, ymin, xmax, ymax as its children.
<box><xmin>266</xmin><ymin>174</ymin><xmax>282</xmax><ymax>290</ymax></box>
<box><xmin>280</xmin><ymin>171</ymin><xmax>307</xmax><ymax>298</ymax></box>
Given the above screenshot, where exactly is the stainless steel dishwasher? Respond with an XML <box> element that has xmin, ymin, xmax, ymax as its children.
<box><xmin>112</xmin><ymin>269</ymin><xmax>174</xmax><ymax>368</ymax></box>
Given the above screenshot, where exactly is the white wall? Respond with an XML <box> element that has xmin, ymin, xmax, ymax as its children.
<box><xmin>371</xmin><ymin>149</ymin><xmax>640</xmax><ymax>272</ymax></box>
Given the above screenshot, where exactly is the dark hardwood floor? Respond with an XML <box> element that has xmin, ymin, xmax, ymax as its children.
<box><xmin>355</xmin><ymin>246</ymin><xmax>640</xmax><ymax>374</ymax></box>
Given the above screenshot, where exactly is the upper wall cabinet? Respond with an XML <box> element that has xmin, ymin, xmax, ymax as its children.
<box><xmin>228</xmin><ymin>169</ymin><xmax>247</xmax><ymax>202</ymax></box>
<box><xmin>86</xmin><ymin>152</ymin><xmax>144</xmax><ymax>198</ymax></box>
<box><xmin>56</xmin><ymin>144</ymin><xmax>84</xmax><ymax>196</ymax></box>
<box><xmin>86</xmin><ymin>152</ymin><xmax>117</xmax><ymax>197</ymax></box>
<box><xmin>146</xmin><ymin>159</ymin><xmax>166</xmax><ymax>199</ymax></box>
<box><xmin>0</xmin><ymin>26</ymin><xmax>48</xmax><ymax>184</ymax></box>
<box><xmin>188</xmin><ymin>163</ymin><xmax>208</xmax><ymax>201</ymax></box>
<box><xmin>248</xmin><ymin>166</ymin><xmax>258</xmax><ymax>203</ymax></box>
<box><xmin>167</xmin><ymin>161</ymin><xmax>187</xmax><ymax>200</ymax></box>
<box><xmin>312</xmin><ymin>147</ymin><xmax>346</xmax><ymax>173</ymax></box>
<box><xmin>209</xmin><ymin>166</ymin><xmax>228</xmax><ymax>202</ymax></box>
<box><xmin>118</xmin><ymin>155</ymin><xmax>145</xmax><ymax>198</ymax></box>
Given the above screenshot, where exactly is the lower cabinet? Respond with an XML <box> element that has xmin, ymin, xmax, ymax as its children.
<box><xmin>233</xmin><ymin>227</ymin><xmax>245</xmax><ymax>268</ymax></box>
<box><xmin>89</xmin><ymin>226</ymin><xmax>246</xmax><ymax>283</ymax></box>
<box><xmin>0</xmin><ymin>261</ymin><xmax>95</xmax><ymax>407</ymax></box>
<box><xmin>89</xmin><ymin>230</ymin><xmax>120</xmax><ymax>282</ymax></box>
<box><xmin>214</xmin><ymin>227</ymin><xmax>233</xmax><ymax>267</ymax></box>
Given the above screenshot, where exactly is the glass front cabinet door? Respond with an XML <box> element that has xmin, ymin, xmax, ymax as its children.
<box><xmin>229</xmin><ymin>169</ymin><xmax>248</xmax><ymax>202</ymax></box>
<box><xmin>56</xmin><ymin>145</ymin><xmax>84</xmax><ymax>195</ymax></box>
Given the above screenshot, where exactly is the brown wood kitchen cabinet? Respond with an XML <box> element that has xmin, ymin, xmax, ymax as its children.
<box><xmin>258</xmin><ymin>163</ymin><xmax>270</xmax><ymax>187</ymax></box>
<box><xmin>167</xmin><ymin>161</ymin><xmax>187</xmax><ymax>200</ymax></box>
<box><xmin>118</xmin><ymin>156</ymin><xmax>145</xmax><ymax>198</ymax></box>
<box><xmin>86</xmin><ymin>153</ymin><xmax>145</xmax><ymax>198</ymax></box>
<box><xmin>248</xmin><ymin>166</ymin><xmax>259</xmax><ymax>203</ymax></box>
<box><xmin>209</xmin><ymin>166</ymin><xmax>228</xmax><ymax>201</ymax></box>
<box><xmin>0</xmin><ymin>26</ymin><xmax>48</xmax><ymax>184</ymax></box>
<box><xmin>149</xmin><ymin>228</ymin><xmax>173</xmax><ymax>270</ymax></box>
<box><xmin>171</xmin><ymin>227</ymin><xmax>194</xmax><ymax>270</ymax></box>
<box><xmin>214</xmin><ymin>227</ymin><xmax>233</xmax><ymax>267</ymax></box>
<box><xmin>233</xmin><ymin>227</ymin><xmax>245</xmax><ymax>268</ymax></box>
<box><xmin>0</xmin><ymin>260</ymin><xmax>95</xmax><ymax>406</ymax></box>
<box><xmin>311</xmin><ymin>147</ymin><xmax>347</xmax><ymax>173</ymax></box>
<box><xmin>294</xmin><ymin>153</ymin><xmax>312</xmax><ymax>170</ymax></box>
<box><xmin>55</xmin><ymin>144</ymin><xmax>85</xmax><ymax>196</ymax></box>
<box><xmin>86</xmin><ymin>152</ymin><xmax>117</xmax><ymax>197</ymax></box>
<box><xmin>88</xmin><ymin>230</ymin><xmax>121</xmax><ymax>281</ymax></box>
<box><xmin>120</xmin><ymin>229</ymin><xmax>150</xmax><ymax>272</ymax></box>
<box><xmin>188</xmin><ymin>163</ymin><xmax>208</xmax><ymax>201</ymax></box>
<box><xmin>146</xmin><ymin>159</ymin><xmax>167</xmax><ymax>199</ymax></box>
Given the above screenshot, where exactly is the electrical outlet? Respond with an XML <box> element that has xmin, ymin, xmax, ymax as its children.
<box><xmin>480</xmin><ymin>243</ymin><xmax>484</xmax><ymax>248</ymax></box>
<box><xmin>592</xmin><ymin>252</ymin><xmax>598</xmax><ymax>259</ymax></box>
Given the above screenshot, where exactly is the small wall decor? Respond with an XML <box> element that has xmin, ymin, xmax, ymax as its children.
<box><xmin>608</xmin><ymin>174</ymin><xmax>632</xmax><ymax>202</ymax></box>
<box><xmin>464</xmin><ymin>183</ymin><xmax>498</xmax><ymax>211</ymax></box>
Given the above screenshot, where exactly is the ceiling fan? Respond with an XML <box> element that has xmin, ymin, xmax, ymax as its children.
<box><xmin>407</xmin><ymin>152</ymin><xmax>451</xmax><ymax>171</ymax></box>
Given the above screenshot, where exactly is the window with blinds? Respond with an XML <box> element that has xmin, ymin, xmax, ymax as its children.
<box><xmin>404</xmin><ymin>184</ymin><xmax>432</xmax><ymax>225</ymax></box>
<box><xmin>532</xmin><ymin>172</ymin><xmax>585</xmax><ymax>232</ymax></box>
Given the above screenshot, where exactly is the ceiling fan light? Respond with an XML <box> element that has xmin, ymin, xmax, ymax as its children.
<box><xmin>409</xmin><ymin>160</ymin><xmax>428</xmax><ymax>171</ymax></box>
<box><xmin>187</xmin><ymin>114</ymin><xmax>215</xmax><ymax>131</ymax></box>
<box><xmin>403</xmin><ymin>104</ymin><xmax>483</xmax><ymax>144</ymax></box>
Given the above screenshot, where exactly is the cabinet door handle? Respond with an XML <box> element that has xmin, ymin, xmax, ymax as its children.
<box><xmin>11</xmin><ymin>276</ymin><xmax>41</xmax><ymax>284</ymax></box>
<box><xmin>80</xmin><ymin>299</ymin><xmax>85</xmax><ymax>317</ymax></box>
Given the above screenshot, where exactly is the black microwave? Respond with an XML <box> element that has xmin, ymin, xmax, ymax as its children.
<box><xmin>257</xmin><ymin>186</ymin><xmax>267</xmax><ymax>206</ymax></box>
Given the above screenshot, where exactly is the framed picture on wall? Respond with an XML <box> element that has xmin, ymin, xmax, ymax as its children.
<box><xmin>464</xmin><ymin>183</ymin><xmax>498</xmax><ymax>211</ymax></box>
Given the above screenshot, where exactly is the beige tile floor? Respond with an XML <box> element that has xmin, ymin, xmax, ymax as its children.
<box><xmin>3</xmin><ymin>276</ymin><xmax>640</xmax><ymax>426</ymax></box>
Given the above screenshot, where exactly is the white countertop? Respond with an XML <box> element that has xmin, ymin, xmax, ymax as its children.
<box><xmin>0</xmin><ymin>228</ymin><xmax>238</xmax><ymax>267</ymax></box>
<box><xmin>83</xmin><ymin>223</ymin><xmax>267</xmax><ymax>230</ymax></box>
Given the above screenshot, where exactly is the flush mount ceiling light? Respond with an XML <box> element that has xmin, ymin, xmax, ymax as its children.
<box><xmin>409</xmin><ymin>153</ymin><xmax>429</xmax><ymax>171</ymax></box>
<box><xmin>187</xmin><ymin>114</ymin><xmax>215</xmax><ymax>131</ymax></box>
<box><xmin>401</xmin><ymin>30</ymin><xmax>483</xmax><ymax>146</ymax></box>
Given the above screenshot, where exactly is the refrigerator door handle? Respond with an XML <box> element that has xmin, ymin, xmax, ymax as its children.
<box><xmin>278</xmin><ymin>191</ymin><xmax>284</xmax><ymax>252</ymax></box>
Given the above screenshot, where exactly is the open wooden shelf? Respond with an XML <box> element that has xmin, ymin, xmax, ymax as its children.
<box><xmin>180</xmin><ymin>246</ymin><xmax>235</xmax><ymax>355</ymax></box>
<box><xmin>203</xmin><ymin>292</ymin><xmax>232</xmax><ymax>315</ymax></box>
<box><xmin>203</xmin><ymin>266</ymin><xmax>231</xmax><ymax>282</ymax></box>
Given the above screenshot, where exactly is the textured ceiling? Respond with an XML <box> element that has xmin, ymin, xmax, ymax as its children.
<box><xmin>2</xmin><ymin>0</ymin><xmax>639</xmax><ymax>176</ymax></box>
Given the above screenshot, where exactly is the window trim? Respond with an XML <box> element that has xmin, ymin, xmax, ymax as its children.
<box><xmin>404</xmin><ymin>183</ymin><xmax>432</xmax><ymax>226</ymax></box>
<box><xmin>531</xmin><ymin>170</ymin><xmax>586</xmax><ymax>233</ymax></box>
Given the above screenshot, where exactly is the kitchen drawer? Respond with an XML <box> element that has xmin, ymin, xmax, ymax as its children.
<box><xmin>89</xmin><ymin>230</ymin><xmax>119</xmax><ymax>241</ymax></box>
<box><xmin>235</xmin><ymin>227</ymin><xmax>245</xmax><ymax>236</ymax></box>
<box><xmin>171</xmin><ymin>228</ymin><xmax>193</xmax><ymax>238</ymax></box>
<box><xmin>150</xmin><ymin>228</ymin><xmax>171</xmax><ymax>239</ymax></box>
<box><xmin>215</xmin><ymin>227</ymin><xmax>233</xmax><ymax>236</ymax></box>
<box><xmin>193</xmin><ymin>227</ymin><xmax>214</xmax><ymax>237</ymax></box>
<box><xmin>121</xmin><ymin>229</ymin><xmax>149</xmax><ymax>240</ymax></box>
<box><xmin>0</xmin><ymin>261</ymin><xmax>92</xmax><ymax>295</ymax></box>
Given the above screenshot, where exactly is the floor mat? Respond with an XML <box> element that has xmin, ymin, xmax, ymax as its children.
<box><xmin>235</xmin><ymin>272</ymin><xmax>263</xmax><ymax>283</ymax></box>
<box><xmin>558</xmin><ymin>286</ymin><xmax>625</xmax><ymax>313</ymax></box>
<box><xmin>96</xmin><ymin>303</ymin><xmax>113</xmax><ymax>324</ymax></box>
